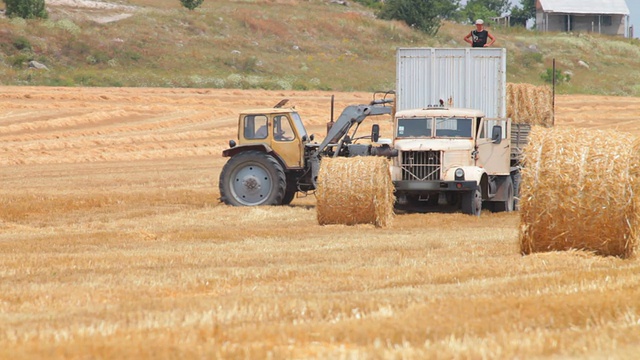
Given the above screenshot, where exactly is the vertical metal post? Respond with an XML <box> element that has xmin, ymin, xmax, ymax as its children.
<box><xmin>552</xmin><ymin>58</ymin><xmax>556</xmax><ymax>127</ymax></box>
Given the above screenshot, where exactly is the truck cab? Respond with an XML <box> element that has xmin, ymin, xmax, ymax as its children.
<box><xmin>390</xmin><ymin>107</ymin><xmax>515</xmax><ymax>215</ymax></box>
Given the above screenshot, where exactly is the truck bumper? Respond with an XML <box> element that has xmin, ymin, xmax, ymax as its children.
<box><xmin>394</xmin><ymin>180</ymin><xmax>477</xmax><ymax>192</ymax></box>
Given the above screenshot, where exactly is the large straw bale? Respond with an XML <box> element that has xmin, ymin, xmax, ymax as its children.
<box><xmin>507</xmin><ymin>83</ymin><xmax>553</xmax><ymax>126</ymax></box>
<box><xmin>519</xmin><ymin>127</ymin><xmax>640</xmax><ymax>258</ymax></box>
<box><xmin>316</xmin><ymin>156</ymin><xmax>395</xmax><ymax>227</ymax></box>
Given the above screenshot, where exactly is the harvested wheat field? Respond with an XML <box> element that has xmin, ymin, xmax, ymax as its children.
<box><xmin>1</xmin><ymin>87</ymin><xmax>640</xmax><ymax>359</ymax></box>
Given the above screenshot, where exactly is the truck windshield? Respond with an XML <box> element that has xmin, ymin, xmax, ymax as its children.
<box><xmin>290</xmin><ymin>112</ymin><xmax>308</xmax><ymax>140</ymax></box>
<box><xmin>435</xmin><ymin>118</ymin><xmax>473</xmax><ymax>138</ymax></box>
<box><xmin>397</xmin><ymin>118</ymin><xmax>432</xmax><ymax>138</ymax></box>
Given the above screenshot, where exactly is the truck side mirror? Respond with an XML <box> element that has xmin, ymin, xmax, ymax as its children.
<box><xmin>371</xmin><ymin>124</ymin><xmax>380</xmax><ymax>143</ymax></box>
<box><xmin>491</xmin><ymin>125</ymin><xmax>502</xmax><ymax>144</ymax></box>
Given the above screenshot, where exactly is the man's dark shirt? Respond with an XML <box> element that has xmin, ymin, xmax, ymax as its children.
<box><xmin>471</xmin><ymin>30</ymin><xmax>489</xmax><ymax>47</ymax></box>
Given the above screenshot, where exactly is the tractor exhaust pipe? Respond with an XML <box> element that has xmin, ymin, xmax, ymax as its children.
<box><xmin>327</xmin><ymin>94</ymin><xmax>334</xmax><ymax>134</ymax></box>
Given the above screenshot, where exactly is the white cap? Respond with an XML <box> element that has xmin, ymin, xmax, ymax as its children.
<box><xmin>475</xmin><ymin>19</ymin><xmax>484</xmax><ymax>25</ymax></box>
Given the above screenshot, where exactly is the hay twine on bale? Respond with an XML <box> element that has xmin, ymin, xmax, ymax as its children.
<box><xmin>507</xmin><ymin>83</ymin><xmax>553</xmax><ymax>127</ymax></box>
<box><xmin>316</xmin><ymin>156</ymin><xmax>395</xmax><ymax>227</ymax></box>
<box><xmin>519</xmin><ymin>127</ymin><xmax>640</xmax><ymax>258</ymax></box>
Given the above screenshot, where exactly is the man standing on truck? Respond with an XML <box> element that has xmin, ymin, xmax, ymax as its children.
<box><xmin>464</xmin><ymin>19</ymin><xmax>496</xmax><ymax>47</ymax></box>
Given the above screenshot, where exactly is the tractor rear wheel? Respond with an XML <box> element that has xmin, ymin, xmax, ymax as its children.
<box><xmin>461</xmin><ymin>188</ymin><xmax>482</xmax><ymax>216</ymax></box>
<box><xmin>219</xmin><ymin>151</ymin><xmax>286</xmax><ymax>206</ymax></box>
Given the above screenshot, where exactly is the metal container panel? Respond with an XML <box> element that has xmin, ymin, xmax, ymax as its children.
<box><xmin>396</xmin><ymin>48</ymin><xmax>507</xmax><ymax>118</ymax></box>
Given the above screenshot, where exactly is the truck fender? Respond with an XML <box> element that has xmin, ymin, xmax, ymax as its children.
<box><xmin>443</xmin><ymin>166</ymin><xmax>485</xmax><ymax>183</ymax></box>
<box><xmin>444</xmin><ymin>166</ymin><xmax>488</xmax><ymax>198</ymax></box>
<box><xmin>222</xmin><ymin>144</ymin><xmax>292</xmax><ymax>175</ymax></box>
<box><xmin>222</xmin><ymin>144</ymin><xmax>274</xmax><ymax>158</ymax></box>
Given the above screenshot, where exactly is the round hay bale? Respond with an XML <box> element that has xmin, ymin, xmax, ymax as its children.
<box><xmin>519</xmin><ymin>127</ymin><xmax>640</xmax><ymax>258</ymax></box>
<box><xmin>316</xmin><ymin>156</ymin><xmax>395</xmax><ymax>227</ymax></box>
<box><xmin>507</xmin><ymin>83</ymin><xmax>553</xmax><ymax>127</ymax></box>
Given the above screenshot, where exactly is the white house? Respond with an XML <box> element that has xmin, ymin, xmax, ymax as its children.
<box><xmin>536</xmin><ymin>0</ymin><xmax>631</xmax><ymax>37</ymax></box>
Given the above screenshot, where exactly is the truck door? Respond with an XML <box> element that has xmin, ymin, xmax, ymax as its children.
<box><xmin>270</xmin><ymin>115</ymin><xmax>302</xmax><ymax>169</ymax></box>
<box><xmin>475</xmin><ymin>118</ymin><xmax>510</xmax><ymax>175</ymax></box>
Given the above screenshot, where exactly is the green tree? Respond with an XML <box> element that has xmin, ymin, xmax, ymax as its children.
<box><xmin>463</xmin><ymin>0</ymin><xmax>511</xmax><ymax>23</ymax></box>
<box><xmin>2</xmin><ymin>0</ymin><xmax>48</xmax><ymax>19</ymax></box>
<box><xmin>510</xmin><ymin>0</ymin><xmax>535</xmax><ymax>27</ymax></box>
<box><xmin>378</xmin><ymin>0</ymin><xmax>460</xmax><ymax>36</ymax></box>
<box><xmin>180</xmin><ymin>0</ymin><xmax>204</xmax><ymax>11</ymax></box>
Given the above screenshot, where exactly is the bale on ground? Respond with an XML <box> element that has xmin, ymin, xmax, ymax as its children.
<box><xmin>507</xmin><ymin>83</ymin><xmax>553</xmax><ymax>127</ymax></box>
<box><xmin>316</xmin><ymin>156</ymin><xmax>395</xmax><ymax>227</ymax></box>
<box><xmin>519</xmin><ymin>127</ymin><xmax>640</xmax><ymax>258</ymax></box>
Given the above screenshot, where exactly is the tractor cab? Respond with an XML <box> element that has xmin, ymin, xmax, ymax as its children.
<box><xmin>234</xmin><ymin>107</ymin><xmax>310</xmax><ymax>169</ymax></box>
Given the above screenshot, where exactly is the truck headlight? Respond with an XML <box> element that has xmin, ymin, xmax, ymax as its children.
<box><xmin>455</xmin><ymin>168</ymin><xmax>464</xmax><ymax>180</ymax></box>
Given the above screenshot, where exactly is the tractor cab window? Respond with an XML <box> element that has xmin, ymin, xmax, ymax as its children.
<box><xmin>273</xmin><ymin>115</ymin><xmax>295</xmax><ymax>142</ymax></box>
<box><xmin>435</xmin><ymin>117</ymin><xmax>472</xmax><ymax>138</ymax></box>
<box><xmin>244</xmin><ymin>115</ymin><xmax>268</xmax><ymax>140</ymax></box>
<box><xmin>396</xmin><ymin>118</ymin><xmax>432</xmax><ymax>138</ymax></box>
<box><xmin>290</xmin><ymin>112</ymin><xmax>307</xmax><ymax>140</ymax></box>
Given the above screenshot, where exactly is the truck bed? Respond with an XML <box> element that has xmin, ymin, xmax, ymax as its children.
<box><xmin>511</xmin><ymin>123</ymin><xmax>531</xmax><ymax>166</ymax></box>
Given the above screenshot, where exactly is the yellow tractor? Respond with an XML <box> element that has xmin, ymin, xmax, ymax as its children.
<box><xmin>219</xmin><ymin>93</ymin><xmax>396</xmax><ymax>206</ymax></box>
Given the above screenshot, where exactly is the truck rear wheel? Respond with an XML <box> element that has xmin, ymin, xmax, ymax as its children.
<box><xmin>492</xmin><ymin>177</ymin><xmax>514</xmax><ymax>212</ymax></box>
<box><xmin>511</xmin><ymin>171</ymin><xmax>521</xmax><ymax>211</ymax></box>
<box><xmin>219</xmin><ymin>151</ymin><xmax>286</xmax><ymax>206</ymax></box>
<box><xmin>461</xmin><ymin>188</ymin><xmax>482</xmax><ymax>216</ymax></box>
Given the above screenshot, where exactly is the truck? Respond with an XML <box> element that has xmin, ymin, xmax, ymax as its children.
<box><xmin>390</xmin><ymin>106</ymin><xmax>528</xmax><ymax>215</ymax></box>
<box><xmin>218</xmin><ymin>94</ymin><xmax>396</xmax><ymax>206</ymax></box>
<box><xmin>391</xmin><ymin>47</ymin><xmax>527</xmax><ymax>215</ymax></box>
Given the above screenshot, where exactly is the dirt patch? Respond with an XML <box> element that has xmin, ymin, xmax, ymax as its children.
<box><xmin>48</xmin><ymin>0</ymin><xmax>136</xmax><ymax>11</ymax></box>
<box><xmin>47</xmin><ymin>0</ymin><xmax>136</xmax><ymax>23</ymax></box>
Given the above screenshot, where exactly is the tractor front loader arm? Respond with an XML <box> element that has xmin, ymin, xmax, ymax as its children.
<box><xmin>309</xmin><ymin>99</ymin><xmax>393</xmax><ymax>187</ymax></box>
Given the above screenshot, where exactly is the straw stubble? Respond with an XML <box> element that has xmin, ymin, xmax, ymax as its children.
<box><xmin>519</xmin><ymin>127</ymin><xmax>640</xmax><ymax>258</ymax></box>
<box><xmin>316</xmin><ymin>157</ymin><xmax>395</xmax><ymax>227</ymax></box>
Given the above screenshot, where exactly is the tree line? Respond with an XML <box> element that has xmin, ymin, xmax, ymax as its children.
<box><xmin>2</xmin><ymin>0</ymin><xmax>535</xmax><ymax>36</ymax></box>
<box><xmin>374</xmin><ymin>0</ymin><xmax>535</xmax><ymax>35</ymax></box>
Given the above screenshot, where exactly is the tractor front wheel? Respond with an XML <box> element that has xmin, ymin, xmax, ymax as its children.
<box><xmin>219</xmin><ymin>151</ymin><xmax>286</xmax><ymax>206</ymax></box>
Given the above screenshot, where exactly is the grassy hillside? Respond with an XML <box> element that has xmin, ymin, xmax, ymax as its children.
<box><xmin>1</xmin><ymin>0</ymin><xmax>640</xmax><ymax>95</ymax></box>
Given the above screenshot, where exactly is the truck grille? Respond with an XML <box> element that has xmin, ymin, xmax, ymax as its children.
<box><xmin>400</xmin><ymin>151</ymin><xmax>441</xmax><ymax>181</ymax></box>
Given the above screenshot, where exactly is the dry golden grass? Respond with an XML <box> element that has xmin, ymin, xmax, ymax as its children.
<box><xmin>1</xmin><ymin>87</ymin><xmax>640</xmax><ymax>358</ymax></box>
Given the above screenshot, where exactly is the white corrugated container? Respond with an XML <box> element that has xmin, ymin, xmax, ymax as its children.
<box><xmin>396</xmin><ymin>48</ymin><xmax>507</xmax><ymax>118</ymax></box>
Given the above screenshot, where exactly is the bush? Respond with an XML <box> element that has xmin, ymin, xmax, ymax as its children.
<box><xmin>9</xmin><ymin>53</ymin><xmax>31</xmax><ymax>68</ymax></box>
<box><xmin>179</xmin><ymin>0</ymin><xmax>204</xmax><ymax>11</ymax></box>
<box><xmin>541</xmin><ymin>68</ymin><xmax>570</xmax><ymax>84</ymax></box>
<box><xmin>12</xmin><ymin>36</ymin><xmax>32</xmax><ymax>51</ymax></box>
<box><xmin>520</xmin><ymin>52</ymin><xmax>543</xmax><ymax>68</ymax></box>
<box><xmin>3</xmin><ymin>0</ymin><xmax>48</xmax><ymax>19</ymax></box>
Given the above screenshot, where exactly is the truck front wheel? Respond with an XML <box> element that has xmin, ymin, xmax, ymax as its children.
<box><xmin>219</xmin><ymin>151</ymin><xmax>286</xmax><ymax>206</ymax></box>
<box><xmin>461</xmin><ymin>188</ymin><xmax>482</xmax><ymax>216</ymax></box>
